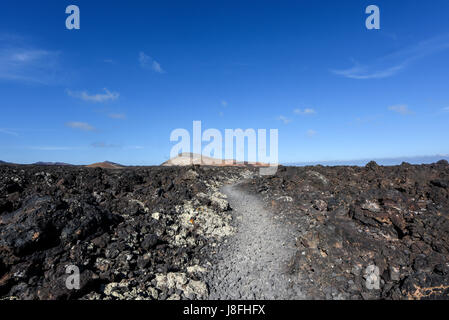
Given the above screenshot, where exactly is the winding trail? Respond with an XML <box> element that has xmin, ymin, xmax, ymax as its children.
<box><xmin>206</xmin><ymin>183</ymin><xmax>305</xmax><ymax>299</ymax></box>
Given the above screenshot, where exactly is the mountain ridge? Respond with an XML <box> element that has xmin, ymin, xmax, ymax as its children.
<box><xmin>285</xmin><ymin>155</ymin><xmax>449</xmax><ymax>167</ymax></box>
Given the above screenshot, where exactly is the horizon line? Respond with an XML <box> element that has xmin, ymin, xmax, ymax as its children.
<box><xmin>1</xmin><ymin>154</ymin><xmax>448</xmax><ymax>167</ymax></box>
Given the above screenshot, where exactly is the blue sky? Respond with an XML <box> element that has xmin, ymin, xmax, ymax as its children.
<box><xmin>1</xmin><ymin>0</ymin><xmax>449</xmax><ymax>165</ymax></box>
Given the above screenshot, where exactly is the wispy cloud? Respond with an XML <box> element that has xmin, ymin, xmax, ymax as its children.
<box><xmin>0</xmin><ymin>128</ymin><xmax>19</xmax><ymax>136</ymax></box>
<box><xmin>442</xmin><ymin>107</ymin><xmax>449</xmax><ymax>112</ymax></box>
<box><xmin>67</xmin><ymin>88</ymin><xmax>119</xmax><ymax>103</ymax></box>
<box><xmin>294</xmin><ymin>108</ymin><xmax>316</xmax><ymax>115</ymax></box>
<box><xmin>91</xmin><ymin>142</ymin><xmax>120</xmax><ymax>148</ymax></box>
<box><xmin>29</xmin><ymin>146</ymin><xmax>74</xmax><ymax>151</ymax></box>
<box><xmin>126</xmin><ymin>145</ymin><xmax>145</xmax><ymax>150</ymax></box>
<box><xmin>277</xmin><ymin>115</ymin><xmax>291</xmax><ymax>124</ymax></box>
<box><xmin>332</xmin><ymin>35</ymin><xmax>449</xmax><ymax>79</ymax></box>
<box><xmin>388</xmin><ymin>104</ymin><xmax>413</xmax><ymax>115</ymax></box>
<box><xmin>139</xmin><ymin>51</ymin><xmax>165</xmax><ymax>73</ymax></box>
<box><xmin>0</xmin><ymin>40</ymin><xmax>61</xmax><ymax>84</ymax></box>
<box><xmin>333</xmin><ymin>64</ymin><xmax>405</xmax><ymax>79</ymax></box>
<box><xmin>351</xmin><ymin>115</ymin><xmax>383</xmax><ymax>126</ymax></box>
<box><xmin>221</xmin><ymin>100</ymin><xmax>228</xmax><ymax>107</ymax></box>
<box><xmin>332</xmin><ymin>63</ymin><xmax>405</xmax><ymax>80</ymax></box>
<box><xmin>90</xmin><ymin>143</ymin><xmax>144</xmax><ymax>150</ymax></box>
<box><xmin>108</xmin><ymin>113</ymin><xmax>126</xmax><ymax>119</ymax></box>
<box><xmin>306</xmin><ymin>129</ymin><xmax>317</xmax><ymax>137</ymax></box>
<box><xmin>66</xmin><ymin>122</ymin><xmax>96</xmax><ymax>131</ymax></box>
<box><xmin>152</xmin><ymin>60</ymin><xmax>163</xmax><ymax>73</ymax></box>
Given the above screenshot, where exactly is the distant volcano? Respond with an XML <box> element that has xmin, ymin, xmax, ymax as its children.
<box><xmin>86</xmin><ymin>161</ymin><xmax>125</xmax><ymax>169</ymax></box>
<box><xmin>161</xmin><ymin>152</ymin><xmax>272</xmax><ymax>167</ymax></box>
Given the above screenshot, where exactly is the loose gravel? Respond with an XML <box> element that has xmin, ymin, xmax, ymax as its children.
<box><xmin>205</xmin><ymin>183</ymin><xmax>305</xmax><ymax>300</ymax></box>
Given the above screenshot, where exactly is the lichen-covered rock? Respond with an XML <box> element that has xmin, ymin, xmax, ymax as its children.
<box><xmin>154</xmin><ymin>272</ymin><xmax>208</xmax><ymax>299</ymax></box>
<box><xmin>0</xmin><ymin>165</ymin><xmax>251</xmax><ymax>300</ymax></box>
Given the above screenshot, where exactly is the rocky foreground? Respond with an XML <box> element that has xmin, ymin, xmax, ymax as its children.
<box><xmin>0</xmin><ymin>164</ymin><xmax>252</xmax><ymax>300</ymax></box>
<box><xmin>0</xmin><ymin>161</ymin><xmax>448</xmax><ymax>300</ymax></box>
<box><xmin>241</xmin><ymin>160</ymin><xmax>449</xmax><ymax>299</ymax></box>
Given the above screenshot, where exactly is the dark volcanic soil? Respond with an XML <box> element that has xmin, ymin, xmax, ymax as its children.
<box><xmin>1</xmin><ymin>161</ymin><xmax>449</xmax><ymax>300</ymax></box>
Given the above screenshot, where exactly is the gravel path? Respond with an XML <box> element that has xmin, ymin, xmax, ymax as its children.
<box><xmin>205</xmin><ymin>183</ymin><xmax>305</xmax><ymax>299</ymax></box>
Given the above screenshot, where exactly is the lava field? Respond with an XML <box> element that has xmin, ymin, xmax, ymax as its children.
<box><xmin>1</xmin><ymin>161</ymin><xmax>448</xmax><ymax>300</ymax></box>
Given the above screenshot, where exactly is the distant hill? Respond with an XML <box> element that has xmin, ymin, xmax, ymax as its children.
<box><xmin>284</xmin><ymin>155</ymin><xmax>449</xmax><ymax>167</ymax></box>
<box><xmin>161</xmin><ymin>152</ymin><xmax>272</xmax><ymax>167</ymax></box>
<box><xmin>33</xmin><ymin>162</ymin><xmax>73</xmax><ymax>166</ymax></box>
<box><xmin>0</xmin><ymin>160</ymin><xmax>8</xmax><ymax>165</ymax></box>
<box><xmin>86</xmin><ymin>161</ymin><xmax>125</xmax><ymax>169</ymax></box>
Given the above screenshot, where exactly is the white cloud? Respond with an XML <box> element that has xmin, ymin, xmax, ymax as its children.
<box><xmin>332</xmin><ymin>34</ymin><xmax>449</xmax><ymax>79</ymax></box>
<box><xmin>66</xmin><ymin>122</ymin><xmax>96</xmax><ymax>131</ymax></box>
<box><xmin>152</xmin><ymin>60</ymin><xmax>163</xmax><ymax>73</ymax></box>
<box><xmin>306</xmin><ymin>129</ymin><xmax>317</xmax><ymax>137</ymax></box>
<box><xmin>108</xmin><ymin>113</ymin><xmax>126</xmax><ymax>119</ymax></box>
<box><xmin>67</xmin><ymin>88</ymin><xmax>119</xmax><ymax>103</ymax></box>
<box><xmin>388</xmin><ymin>104</ymin><xmax>413</xmax><ymax>115</ymax></box>
<box><xmin>139</xmin><ymin>51</ymin><xmax>165</xmax><ymax>73</ymax></box>
<box><xmin>294</xmin><ymin>108</ymin><xmax>316</xmax><ymax>115</ymax></box>
<box><xmin>277</xmin><ymin>115</ymin><xmax>291</xmax><ymax>124</ymax></box>
<box><xmin>139</xmin><ymin>52</ymin><xmax>149</xmax><ymax>66</ymax></box>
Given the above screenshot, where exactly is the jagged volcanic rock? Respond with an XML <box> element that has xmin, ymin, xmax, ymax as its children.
<box><xmin>240</xmin><ymin>160</ymin><xmax>449</xmax><ymax>299</ymax></box>
<box><xmin>1</xmin><ymin>161</ymin><xmax>448</xmax><ymax>300</ymax></box>
<box><xmin>0</xmin><ymin>164</ymin><xmax>252</xmax><ymax>300</ymax></box>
